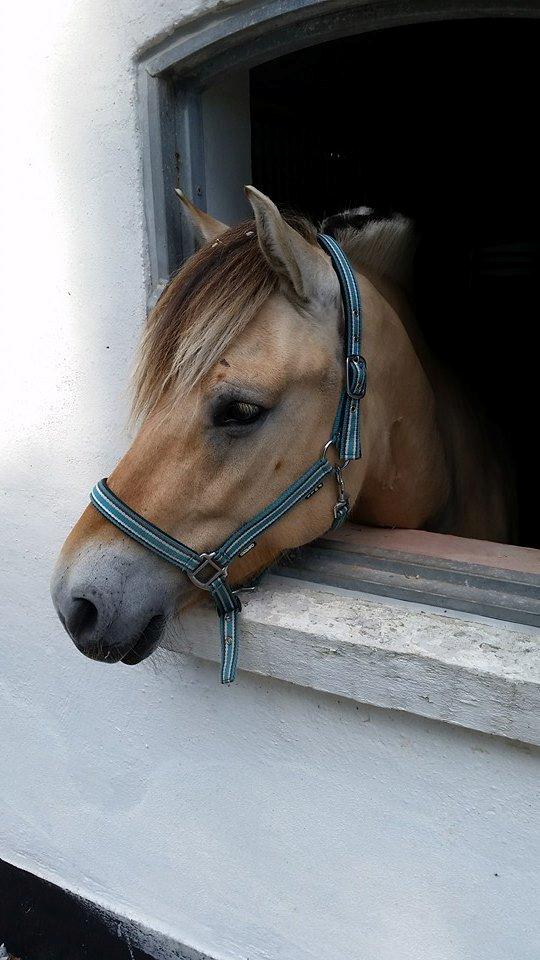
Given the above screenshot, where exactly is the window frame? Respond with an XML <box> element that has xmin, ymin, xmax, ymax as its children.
<box><xmin>137</xmin><ymin>0</ymin><xmax>537</xmax><ymax>293</ymax></box>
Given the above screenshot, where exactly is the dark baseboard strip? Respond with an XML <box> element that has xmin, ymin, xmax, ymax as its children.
<box><xmin>0</xmin><ymin>858</ymin><xmax>210</xmax><ymax>960</ymax></box>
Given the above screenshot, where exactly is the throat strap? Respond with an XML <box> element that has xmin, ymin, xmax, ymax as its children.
<box><xmin>89</xmin><ymin>234</ymin><xmax>366</xmax><ymax>684</ymax></box>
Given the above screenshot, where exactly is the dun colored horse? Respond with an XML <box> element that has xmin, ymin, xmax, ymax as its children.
<box><xmin>51</xmin><ymin>187</ymin><xmax>513</xmax><ymax>666</ymax></box>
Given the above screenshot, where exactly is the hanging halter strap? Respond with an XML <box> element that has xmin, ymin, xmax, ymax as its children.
<box><xmin>90</xmin><ymin>234</ymin><xmax>367</xmax><ymax>683</ymax></box>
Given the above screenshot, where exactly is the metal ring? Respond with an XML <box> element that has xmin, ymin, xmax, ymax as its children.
<box><xmin>322</xmin><ymin>439</ymin><xmax>336</xmax><ymax>459</ymax></box>
<box><xmin>322</xmin><ymin>439</ymin><xmax>351</xmax><ymax>473</ymax></box>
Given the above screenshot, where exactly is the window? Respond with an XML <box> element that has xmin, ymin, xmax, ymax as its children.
<box><xmin>139</xmin><ymin>4</ymin><xmax>540</xmax><ymax>626</ymax></box>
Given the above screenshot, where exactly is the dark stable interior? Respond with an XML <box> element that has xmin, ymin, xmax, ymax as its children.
<box><xmin>250</xmin><ymin>19</ymin><xmax>539</xmax><ymax>547</ymax></box>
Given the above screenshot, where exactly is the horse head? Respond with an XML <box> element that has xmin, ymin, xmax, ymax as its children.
<box><xmin>51</xmin><ymin>188</ymin><xmax>359</xmax><ymax>666</ymax></box>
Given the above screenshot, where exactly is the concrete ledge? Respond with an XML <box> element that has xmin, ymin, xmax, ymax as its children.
<box><xmin>171</xmin><ymin>577</ymin><xmax>540</xmax><ymax>746</ymax></box>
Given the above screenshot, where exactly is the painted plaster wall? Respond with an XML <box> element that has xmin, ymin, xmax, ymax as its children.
<box><xmin>0</xmin><ymin>3</ymin><xmax>539</xmax><ymax>959</ymax></box>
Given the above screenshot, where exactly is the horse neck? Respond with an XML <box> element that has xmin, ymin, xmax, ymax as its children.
<box><xmin>347</xmin><ymin>270</ymin><xmax>450</xmax><ymax>529</ymax></box>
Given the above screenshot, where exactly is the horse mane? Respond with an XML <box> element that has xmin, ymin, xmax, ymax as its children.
<box><xmin>132</xmin><ymin>216</ymin><xmax>316</xmax><ymax>420</ymax></box>
<box><xmin>132</xmin><ymin>205</ymin><xmax>414</xmax><ymax>421</ymax></box>
<box><xmin>322</xmin><ymin>207</ymin><xmax>416</xmax><ymax>292</ymax></box>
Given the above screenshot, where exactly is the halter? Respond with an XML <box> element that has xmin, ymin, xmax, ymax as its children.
<box><xmin>90</xmin><ymin>234</ymin><xmax>367</xmax><ymax>683</ymax></box>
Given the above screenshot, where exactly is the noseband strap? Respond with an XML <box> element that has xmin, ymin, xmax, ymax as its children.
<box><xmin>90</xmin><ymin>234</ymin><xmax>366</xmax><ymax>683</ymax></box>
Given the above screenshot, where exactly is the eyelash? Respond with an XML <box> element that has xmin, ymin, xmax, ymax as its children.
<box><xmin>213</xmin><ymin>400</ymin><xmax>266</xmax><ymax>427</ymax></box>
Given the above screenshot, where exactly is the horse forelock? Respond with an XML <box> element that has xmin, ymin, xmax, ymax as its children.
<box><xmin>131</xmin><ymin>207</ymin><xmax>413</xmax><ymax>425</ymax></box>
<box><xmin>132</xmin><ymin>216</ymin><xmax>317</xmax><ymax>421</ymax></box>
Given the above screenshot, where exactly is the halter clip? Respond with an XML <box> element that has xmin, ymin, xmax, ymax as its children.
<box><xmin>332</xmin><ymin>462</ymin><xmax>351</xmax><ymax>525</ymax></box>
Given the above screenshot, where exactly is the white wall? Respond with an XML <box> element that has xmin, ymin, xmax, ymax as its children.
<box><xmin>1</xmin><ymin>648</ymin><xmax>539</xmax><ymax>960</ymax></box>
<box><xmin>0</xmin><ymin>3</ymin><xmax>539</xmax><ymax>959</ymax></box>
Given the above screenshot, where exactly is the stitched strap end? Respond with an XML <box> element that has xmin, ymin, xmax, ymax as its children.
<box><xmin>220</xmin><ymin>607</ymin><xmax>239</xmax><ymax>684</ymax></box>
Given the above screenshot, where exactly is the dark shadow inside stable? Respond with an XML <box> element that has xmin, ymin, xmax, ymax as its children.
<box><xmin>250</xmin><ymin>18</ymin><xmax>539</xmax><ymax>547</ymax></box>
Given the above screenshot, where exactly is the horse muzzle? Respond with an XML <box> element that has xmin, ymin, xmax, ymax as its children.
<box><xmin>50</xmin><ymin>541</ymin><xmax>182</xmax><ymax>665</ymax></box>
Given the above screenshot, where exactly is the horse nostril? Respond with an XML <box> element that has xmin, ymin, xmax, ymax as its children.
<box><xmin>66</xmin><ymin>597</ymin><xmax>99</xmax><ymax>642</ymax></box>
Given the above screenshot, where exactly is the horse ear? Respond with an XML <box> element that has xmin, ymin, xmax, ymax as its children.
<box><xmin>175</xmin><ymin>189</ymin><xmax>229</xmax><ymax>244</ymax></box>
<box><xmin>245</xmin><ymin>185</ymin><xmax>336</xmax><ymax>306</ymax></box>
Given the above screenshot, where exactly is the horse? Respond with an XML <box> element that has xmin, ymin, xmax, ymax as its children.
<box><xmin>51</xmin><ymin>186</ymin><xmax>514</xmax><ymax>667</ymax></box>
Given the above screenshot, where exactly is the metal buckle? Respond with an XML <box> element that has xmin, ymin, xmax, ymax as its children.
<box><xmin>346</xmin><ymin>355</ymin><xmax>367</xmax><ymax>400</ymax></box>
<box><xmin>188</xmin><ymin>553</ymin><xmax>228</xmax><ymax>590</ymax></box>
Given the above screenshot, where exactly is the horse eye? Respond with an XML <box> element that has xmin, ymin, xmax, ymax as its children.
<box><xmin>215</xmin><ymin>400</ymin><xmax>265</xmax><ymax>426</ymax></box>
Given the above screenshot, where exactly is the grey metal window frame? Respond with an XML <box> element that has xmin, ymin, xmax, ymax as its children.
<box><xmin>136</xmin><ymin>0</ymin><xmax>540</xmax><ymax>625</ymax></box>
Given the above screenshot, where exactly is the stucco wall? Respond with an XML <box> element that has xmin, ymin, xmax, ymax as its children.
<box><xmin>0</xmin><ymin>2</ymin><xmax>539</xmax><ymax>959</ymax></box>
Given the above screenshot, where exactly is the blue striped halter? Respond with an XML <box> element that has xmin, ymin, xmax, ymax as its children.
<box><xmin>90</xmin><ymin>234</ymin><xmax>366</xmax><ymax>683</ymax></box>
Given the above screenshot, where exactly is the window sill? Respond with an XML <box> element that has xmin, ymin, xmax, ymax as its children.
<box><xmin>172</xmin><ymin>563</ymin><xmax>540</xmax><ymax>747</ymax></box>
